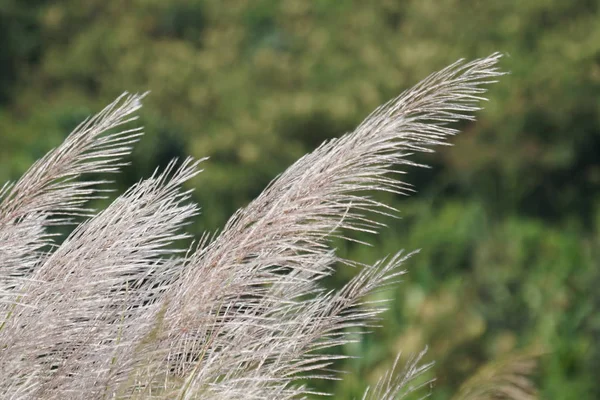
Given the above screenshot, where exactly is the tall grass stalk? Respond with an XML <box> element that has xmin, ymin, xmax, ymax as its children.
<box><xmin>1</xmin><ymin>54</ymin><xmax>505</xmax><ymax>399</ymax></box>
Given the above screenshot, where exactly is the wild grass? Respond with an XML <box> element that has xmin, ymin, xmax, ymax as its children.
<box><xmin>0</xmin><ymin>54</ymin><xmax>526</xmax><ymax>399</ymax></box>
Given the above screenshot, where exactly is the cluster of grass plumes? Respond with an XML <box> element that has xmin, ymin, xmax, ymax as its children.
<box><xmin>1</xmin><ymin>54</ymin><xmax>508</xmax><ymax>399</ymax></box>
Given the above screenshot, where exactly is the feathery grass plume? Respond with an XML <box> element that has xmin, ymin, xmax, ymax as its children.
<box><xmin>0</xmin><ymin>93</ymin><xmax>144</xmax><ymax>308</ymax></box>
<box><xmin>451</xmin><ymin>351</ymin><xmax>541</xmax><ymax>400</ymax></box>
<box><xmin>0</xmin><ymin>157</ymin><xmax>202</xmax><ymax>398</ymax></box>
<box><xmin>362</xmin><ymin>349</ymin><xmax>433</xmax><ymax>400</ymax></box>
<box><xmin>139</xmin><ymin>53</ymin><xmax>504</xmax><ymax>398</ymax></box>
<box><xmin>0</xmin><ymin>53</ymin><xmax>504</xmax><ymax>399</ymax></box>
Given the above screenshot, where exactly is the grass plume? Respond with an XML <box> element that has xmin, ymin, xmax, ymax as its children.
<box><xmin>0</xmin><ymin>54</ymin><xmax>507</xmax><ymax>399</ymax></box>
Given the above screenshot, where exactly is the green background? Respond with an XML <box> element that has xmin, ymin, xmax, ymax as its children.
<box><xmin>1</xmin><ymin>1</ymin><xmax>599</xmax><ymax>398</ymax></box>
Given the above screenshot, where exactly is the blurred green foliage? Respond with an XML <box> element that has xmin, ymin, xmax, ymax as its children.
<box><xmin>1</xmin><ymin>0</ymin><xmax>599</xmax><ymax>398</ymax></box>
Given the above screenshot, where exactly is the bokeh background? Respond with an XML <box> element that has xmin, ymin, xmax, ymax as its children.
<box><xmin>1</xmin><ymin>1</ymin><xmax>599</xmax><ymax>398</ymax></box>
